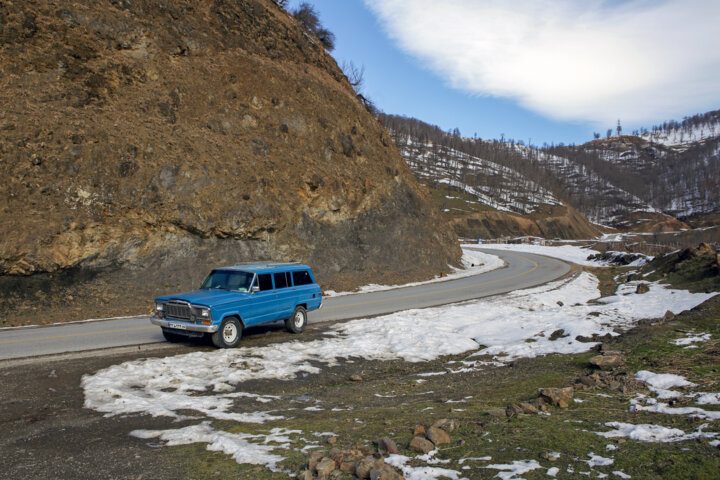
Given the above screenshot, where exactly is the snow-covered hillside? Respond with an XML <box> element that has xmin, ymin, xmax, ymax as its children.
<box><xmin>383</xmin><ymin>109</ymin><xmax>720</xmax><ymax>227</ymax></box>
<box><xmin>396</xmin><ymin>135</ymin><xmax>560</xmax><ymax>214</ymax></box>
<box><xmin>513</xmin><ymin>145</ymin><xmax>657</xmax><ymax>224</ymax></box>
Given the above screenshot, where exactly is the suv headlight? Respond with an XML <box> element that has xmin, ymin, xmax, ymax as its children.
<box><xmin>200</xmin><ymin>308</ymin><xmax>210</xmax><ymax>317</ymax></box>
<box><xmin>155</xmin><ymin>302</ymin><xmax>164</xmax><ymax>312</ymax></box>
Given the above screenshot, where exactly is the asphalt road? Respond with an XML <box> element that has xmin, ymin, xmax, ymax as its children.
<box><xmin>0</xmin><ymin>248</ymin><xmax>570</xmax><ymax>361</ymax></box>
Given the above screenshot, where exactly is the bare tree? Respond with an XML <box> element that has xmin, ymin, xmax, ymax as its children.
<box><xmin>292</xmin><ymin>2</ymin><xmax>335</xmax><ymax>51</ymax></box>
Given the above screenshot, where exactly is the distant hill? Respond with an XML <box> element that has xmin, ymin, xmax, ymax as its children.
<box><xmin>381</xmin><ymin>110</ymin><xmax>720</xmax><ymax>236</ymax></box>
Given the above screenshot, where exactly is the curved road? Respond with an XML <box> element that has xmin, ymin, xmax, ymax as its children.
<box><xmin>0</xmin><ymin>249</ymin><xmax>570</xmax><ymax>361</ymax></box>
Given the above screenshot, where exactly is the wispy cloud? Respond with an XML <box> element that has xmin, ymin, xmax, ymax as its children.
<box><xmin>364</xmin><ymin>0</ymin><xmax>720</xmax><ymax>125</ymax></box>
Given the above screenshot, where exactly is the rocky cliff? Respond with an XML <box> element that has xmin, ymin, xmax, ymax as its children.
<box><xmin>0</xmin><ymin>0</ymin><xmax>460</xmax><ymax>325</ymax></box>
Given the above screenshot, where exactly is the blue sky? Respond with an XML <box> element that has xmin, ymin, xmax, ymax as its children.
<box><xmin>286</xmin><ymin>0</ymin><xmax>720</xmax><ymax>147</ymax></box>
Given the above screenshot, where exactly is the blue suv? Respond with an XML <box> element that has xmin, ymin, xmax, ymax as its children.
<box><xmin>151</xmin><ymin>263</ymin><xmax>322</xmax><ymax>348</ymax></box>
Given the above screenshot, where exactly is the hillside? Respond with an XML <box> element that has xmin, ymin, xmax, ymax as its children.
<box><xmin>381</xmin><ymin>111</ymin><xmax>720</xmax><ymax>236</ymax></box>
<box><xmin>0</xmin><ymin>0</ymin><xmax>460</xmax><ymax>325</ymax></box>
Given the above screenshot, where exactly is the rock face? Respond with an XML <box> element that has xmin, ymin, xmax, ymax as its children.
<box><xmin>0</xmin><ymin>0</ymin><xmax>460</xmax><ymax>324</ymax></box>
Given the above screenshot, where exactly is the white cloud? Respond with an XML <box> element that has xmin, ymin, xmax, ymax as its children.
<box><xmin>364</xmin><ymin>0</ymin><xmax>720</xmax><ymax>125</ymax></box>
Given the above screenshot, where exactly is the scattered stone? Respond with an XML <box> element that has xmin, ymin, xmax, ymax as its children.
<box><xmin>549</xmin><ymin>329</ymin><xmax>568</xmax><ymax>341</ymax></box>
<box><xmin>355</xmin><ymin>456</ymin><xmax>384</xmax><ymax>479</ymax></box>
<box><xmin>327</xmin><ymin>436</ymin><xmax>337</xmax><ymax>445</ymax></box>
<box><xmin>316</xmin><ymin>458</ymin><xmax>337</xmax><ymax>477</ymax></box>
<box><xmin>297</xmin><ymin>469</ymin><xmax>313</xmax><ymax>480</ymax></box>
<box><xmin>350</xmin><ymin>374</ymin><xmax>363</xmax><ymax>382</ymax></box>
<box><xmin>409</xmin><ymin>436</ymin><xmax>434</xmax><ymax>454</ymax></box>
<box><xmin>556</xmin><ymin>301</ymin><xmax>564</xmax><ymax>307</ymax></box>
<box><xmin>427</xmin><ymin>426</ymin><xmax>450</xmax><ymax>445</ymax></box>
<box><xmin>538</xmin><ymin>387</ymin><xmax>574</xmax><ymax>407</ymax></box>
<box><xmin>589</xmin><ymin>353</ymin><xmax>625</xmax><ymax>369</ymax></box>
<box><xmin>413</xmin><ymin>425</ymin><xmax>426</xmax><ymax>436</ymax></box>
<box><xmin>663</xmin><ymin>310</ymin><xmax>676</xmax><ymax>322</ymax></box>
<box><xmin>431</xmin><ymin>418</ymin><xmax>459</xmax><ymax>432</ymax></box>
<box><xmin>369</xmin><ymin>464</ymin><xmax>404</xmax><ymax>480</ymax></box>
<box><xmin>506</xmin><ymin>404</ymin><xmax>524</xmax><ymax>418</ymax></box>
<box><xmin>540</xmin><ymin>451</ymin><xmax>560</xmax><ymax>461</ymax></box>
<box><xmin>376</xmin><ymin>437</ymin><xmax>400</xmax><ymax>455</ymax></box>
<box><xmin>557</xmin><ymin>399</ymin><xmax>569</xmax><ymax>409</ymax></box>
<box><xmin>519</xmin><ymin>402</ymin><xmax>538</xmax><ymax>414</ymax></box>
<box><xmin>636</xmin><ymin>283</ymin><xmax>650</xmax><ymax>294</ymax></box>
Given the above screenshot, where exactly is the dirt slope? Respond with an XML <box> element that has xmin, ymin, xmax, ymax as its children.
<box><xmin>449</xmin><ymin>204</ymin><xmax>602</xmax><ymax>240</ymax></box>
<box><xmin>0</xmin><ymin>0</ymin><xmax>460</xmax><ymax>324</ymax></box>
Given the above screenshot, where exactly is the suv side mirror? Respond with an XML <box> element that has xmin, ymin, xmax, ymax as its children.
<box><xmin>251</xmin><ymin>286</ymin><xmax>260</xmax><ymax>294</ymax></box>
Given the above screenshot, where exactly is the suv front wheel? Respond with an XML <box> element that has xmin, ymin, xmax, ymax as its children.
<box><xmin>211</xmin><ymin>317</ymin><xmax>242</xmax><ymax>348</ymax></box>
<box><xmin>285</xmin><ymin>306</ymin><xmax>307</xmax><ymax>334</ymax></box>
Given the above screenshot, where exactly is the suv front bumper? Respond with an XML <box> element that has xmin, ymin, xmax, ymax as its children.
<box><xmin>151</xmin><ymin>317</ymin><xmax>219</xmax><ymax>333</ymax></box>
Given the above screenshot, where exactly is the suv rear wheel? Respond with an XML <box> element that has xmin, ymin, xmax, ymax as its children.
<box><xmin>211</xmin><ymin>317</ymin><xmax>242</xmax><ymax>348</ymax></box>
<box><xmin>285</xmin><ymin>306</ymin><xmax>307</xmax><ymax>334</ymax></box>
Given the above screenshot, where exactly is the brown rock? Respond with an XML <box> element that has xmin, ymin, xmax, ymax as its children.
<box><xmin>350</xmin><ymin>374</ymin><xmax>363</xmax><ymax>382</ymax></box>
<box><xmin>340</xmin><ymin>462</ymin><xmax>356</xmax><ymax>475</ymax></box>
<box><xmin>377</xmin><ymin>437</ymin><xmax>400</xmax><ymax>455</ymax></box>
<box><xmin>327</xmin><ymin>437</ymin><xmax>337</xmax><ymax>445</ymax></box>
<box><xmin>538</xmin><ymin>387</ymin><xmax>574</xmax><ymax>406</ymax></box>
<box><xmin>297</xmin><ymin>470</ymin><xmax>314</xmax><ymax>480</ymax></box>
<box><xmin>316</xmin><ymin>458</ymin><xmax>337</xmax><ymax>477</ymax></box>
<box><xmin>558</xmin><ymin>399</ymin><xmax>569</xmax><ymax>409</ymax></box>
<box><xmin>413</xmin><ymin>425</ymin><xmax>426</xmax><ymax>436</ymax></box>
<box><xmin>427</xmin><ymin>426</ymin><xmax>450</xmax><ymax>445</ymax></box>
<box><xmin>519</xmin><ymin>402</ymin><xmax>538</xmax><ymax>414</ymax></box>
<box><xmin>356</xmin><ymin>456</ymin><xmax>384</xmax><ymax>479</ymax></box>
<box><xmin>663</xmin><ymin>310</ymin><xmax>676</xmax><ymax>322</ymax></box>
<box><xmin>369</xmin><ymin>464</ymin><xmax>405</xmax><ymax>480</ymax></box>
<box><xmin>636</xmin><ymin>283</ymin><xmax>650</xmax><ymax>294</ymax></box>
<box><xmin>505</xmin><ymin>404</ymin><xmax>524</xmax><ymax>418</ymax></box>
<box><xmin>431</xmin><ymin>418</ymin><xmax>459</xmax><ymax>432</ymax></box>
<box><xmin>589</xmin><ymin>354</ymin><xmax>624</xmax><ymax>369</ymax></box>
<box><xmin>409</xmin><ymin>436</ymin><xmax>434</xmax><ymax>454</ymax></box>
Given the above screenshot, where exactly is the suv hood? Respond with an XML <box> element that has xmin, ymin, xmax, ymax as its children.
<box><xmin>156</xmin><ymin>289</ymin><xmax>248</xmax><ymax>306</ymax></box>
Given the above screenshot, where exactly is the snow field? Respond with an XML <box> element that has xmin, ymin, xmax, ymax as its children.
<box><xmin>82</xmin><ymin>252</ymin><xmax>716</xmax><ymax>476</ymax></box>
<box><xmin>476</xmin><ymin>243</ymin><xmax>651</xmax><ymax>267</ymax></box>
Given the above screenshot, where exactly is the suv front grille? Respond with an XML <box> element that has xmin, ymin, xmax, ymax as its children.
<box><xmin>165</xmin><ymin>302</ymin><xmax>192</xmax><ymax>320</ymax></box>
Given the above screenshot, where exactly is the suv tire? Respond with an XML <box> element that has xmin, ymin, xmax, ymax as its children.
<box><xmin>211</xmin><ymin>317</ymin><xmax>242</xmax><ymax>348</ymax></box>
<box><xmin>285</xmin><ymin>306</ymin><xmax>307</xmax><ymax>334</ymax></box>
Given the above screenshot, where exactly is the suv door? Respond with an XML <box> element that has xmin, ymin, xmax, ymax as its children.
<box><xmin>273</xmin><ymin>271</ymin><xmax>295</xmax><ymax>319</ymax></box>
<box><xmin>246</xmin><ymin>273</ymin><xmax>277</xmax><ymax>325</ymax></box>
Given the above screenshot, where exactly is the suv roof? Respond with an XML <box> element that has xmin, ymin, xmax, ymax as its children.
<box><xmin>215</xmin><ymin>263</ymin><xmax>311</xmax><ymax>274</ymax></box>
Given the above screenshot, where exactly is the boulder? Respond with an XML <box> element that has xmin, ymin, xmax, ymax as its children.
<box><xmin>356</xmin><ymin>456</ymin><xmax>384</xmax><ymax>480</ymax></box>
<box><xmin>538</xmin><ymin>387</ymin><xmax>574</xmax><ymax>406</ymax></box>
<box><xmin>427</xmin><ymin>426</ymin><xmax>450</xmax><ymax>445</ymax></box>
<box><xmin>589</xmin><ymin>354</ymin><xmax>624</xmax><ymax>369</ymax></box>
<box><xmin>369</xmin><ymin>464</ymin><xmax>405</xmax><ymax>480</ymax></box>
<box><xmin>409</xmin><ymin>436</ymin><xmax>434</xmax><ymax>454</ymax></box>
<box><xmin>636</xmin><ymin>283</ymin><xmax>650</xmax><ymax>294</ymax></box>
<box><xmin>431</xmin><ymin>418</ymin><xmax>459</xmax><ymax>432</ymax></box>
<box><xmin>316</xmin><ymin>458</ymin><xmax>337</xmax><ymax>477</ymax></box>
<box><xmin>376</xmin><ymin>437</ymin><xmax>400</xmax><ymax>455</ymax></box>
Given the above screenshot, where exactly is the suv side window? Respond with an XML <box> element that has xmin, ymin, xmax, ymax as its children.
<box><xmin>257</xmin><ymin>273</ymin><xmax>274</xmax><ymax>291</ymax></box>
<box><xmin>292</xmin><ymin>270</ymin><xmax>312</xmax><ymax>286</ymax></box>
<box><xmin>274</xmin><ymin>272</ymin><xmax>289</xmax><ymax>289</ymax></box>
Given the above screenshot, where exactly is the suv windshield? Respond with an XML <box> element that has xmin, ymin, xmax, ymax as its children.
<box><xmin>201</xmin><ymin>270</ymin><xmax>254</xmax><ymax>292</ymax></box>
